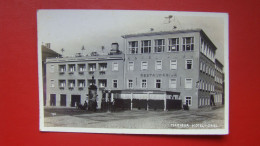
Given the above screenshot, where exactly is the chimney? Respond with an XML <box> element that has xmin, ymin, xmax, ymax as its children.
<box><xmin>45</xmin><ymin>43</ymin><xmax>51</xmax><ymax>48</ymax></box>
<box><xmin>111</xmin><ymin>43</ymin><xmax>119</xmax><ymax>51</ymax></box>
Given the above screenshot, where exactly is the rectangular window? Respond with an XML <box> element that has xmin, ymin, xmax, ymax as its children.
<box><xmin>128</xmin><ymin>61</ymin><xmax>134</xmax><ymax>71</ymax></box>
<box><xmin>98</xmin><ymin>79</ymin><xmax>107</xmax><ymax>88</ymax></box>
<box><xmin>59</xmin><ymin>80</ymin><xmax>66</xmax><ymax>88</ymax></box>
<box><xmin>99</xmin><ymin>63</ymin><xmax>107</xmax><ymax>71</ymax></box>
<box><xmin>68</xmin><ymin>64</ymin><xmax>75</xmax><ymax>72</ymax></box>
<box><xmin>186</xmin><ymin>59</ymin><xmax>193</xmax><ymax>69</ymax></box>
<box><xmin>155</xmin><ymin>79</ymin><xmax>161</xmax><ymax>88</ymax></box>
<box><xmin>141</xmin><ymin>40</ymin><xmax>151</xmax><ymax>53</ymax></box>
<box><xmin>168</xmin><ymin>38</ymin><xmax>179</xmax><ymax>52</ymax></box>
<box><xmin>68</xmin><ymin>80</ymin><xmax>75</xmax><ymax>88</ymax></box>
<box><xmin>78</xmin><ymin>80</ymin><xmax>85</xmax><ymax>88</ymax></box>
<box><xmin>185</xmin><ymin>96</ymin><xmax>192</xmax><ymax>106</ymax></box>
<box><xmin>59</xmin><ymin>65</ymin><xmax>66</xmax><ymax>73</ymax></box>
<box><xmin>50</xmin><ymin>65</ymin><xmax>54</xmax><ymax>73</ymax></box>
<box><xmin>78</xmin><ymin>64</ymin><xmax>86</xmax><ymax>72</ymax></box>
<box><xmin>129</xmin><ymin>41</ymin><xmax>138</xmax><ymax>54</ymax></box>
<box><xmin>170</xmin><ymin>60</ymin><xmax>177</xmax><ymax>70</ymax></box>
<box><xmin>141</xmin><ymin>79</ymin><xmax>147</xmax><ymax>88</ymax></box>
<box><xmin>169</xmin><ymin>78</ymin><xmax>177</xmax><ymax>88</ymax></box>
<box><xmin>155</xmin><ymin>60</ymin><xmax>162</xmax><ymax>70</ymax></box>
<box><xmin>128</xmin><ymin>79</ymin><xmax>133</xmax><ymax>88</ymax></box>
<box><xmin>113</xmin><ymin>80</ymin><xmax>118</xmax><ymax>88</ymax></box>
<box><xmin>88</xmin><ymin>79</ymin><xmax>96</xmax><ymax>86</ymax></box>
<box><xmin>185</xmin><ymin>78</ymin><xmax>192</xmax><ymax>89</ymax></box>
<box><xmin>88</xmin><ymin>63</ymin><xmax>96</xmax><ymax>71</ymax></box>
<box><xmin>154</xmin><ymin>39</ymin><xmax>165</xmax><ymax>53</ymax></box>
<box><xmin>183</xmin><ymin>37</ymin><xmax>194</xmax><ymax>51</ymax></box>
<box><xmin>141</xmin><ymin>61</ymin><xmax>148</xmax><ymax>70</ymax></box>
<box><xmin>50</xmin><ymin>80</ymin><xmax>55</xmax><ymax>87</ymax></box>
<box><xmin>200</xmin><ymin>62</ymin><xmax>203</xmax><ymax>71</ymax></box>
<box><xmin>112</xmin><ymin>62</ymin><xmax>118</xmax><ymax>71</ymax></box>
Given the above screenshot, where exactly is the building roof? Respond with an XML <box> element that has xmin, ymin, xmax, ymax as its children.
<box><xmin>46</xmin><ymin>54</ymin><xmax>124</xmax><ymax>63</ymax></box>
<box><xmin>42</xmin><ymin>45</ymin><xmax>61</xmax><ymax>61</ymax></box>
<box><xmin>121</xmin><ymin>29</ymin><xmax>202</xmax><ymax>38</ymax></box>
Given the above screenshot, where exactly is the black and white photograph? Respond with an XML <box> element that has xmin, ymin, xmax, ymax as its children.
<box><xmin>37</xmin><ymin>10</ymin><xmax>229</xmax><ymax>135</ymax></box>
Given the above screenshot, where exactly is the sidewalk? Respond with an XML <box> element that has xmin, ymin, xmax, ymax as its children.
<box><xmin>44</xmin><ymin>106</ymin><xmax>224</xmax><ymax>129</ymax></box>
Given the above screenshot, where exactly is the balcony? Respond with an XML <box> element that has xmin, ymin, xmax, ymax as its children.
<box><xmin>78</xmin><ymin>64</ymin><xmax>86</xmax><ymax>74</ymax></box>
<box><xmin>78</xmin><ymin>68</ymin><xmax>85</xmax><ymax>74</ymax></box>
<box><xmin>89</xmin><ymin>71</ymin><xmax>95</xmax><ymax>75</ymax></box>
<box><xmin>68</xmin><ymin>86</ymin><xmax>74</xmax><ymax>90</ymax></box>
<box><xmin>59</xmin><ymin>85</ymin><xmax>65</xmax><ymax>89</ymax></box>
<box><xmin>99</xmin><ymin>71</ymin><xmax>106</xmax><ymax>75</ymax></box>
<box><xmin>59</xmin><ymin>71</ymin><xmax>65</xmax><ymax>74</ymax></box>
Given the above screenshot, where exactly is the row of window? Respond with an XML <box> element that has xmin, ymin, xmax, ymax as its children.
<box><xmin>127</xmin><ymin>78</ymin><xmax>192</xmax><ymax>89</ymax></box>
<box><xmin>50</xmin><ymin>78</ymin><xmax>194</xmax><ymax>90</ymax></box>
<box><xmin>200</xmin><ymin>38</ymin><xmax>215</xmax><ymax>61</ymax></box>
<box><xmin>199</xmin><ymin>80</ymin><xmax>215</xmax><ymax>92</ymax></box>
<box><xmin>52</xmin><ymin>62</ymin><xmax>119</xmax><ymax>73</ymax></box>
<box><xmin>215</xmin><ymin>65</ymin><xmax>223</xmax><ymax>74</ymax></box>
<box><xmin>199</xmin><ymin>98</ymin><xmax>211</xmax><ymax>107</ymax></box>
<box><xmin>50</xmin><ymin>79</ymin><xmax>118</xmax><ymax>89</ymax></box>
<box><xmin>214</xmin><ymin>94</ymin><xmax>223</xmax><ymax>103</ymax></box>
<box><xmin>128</xmin><ymin>37</ymin><xmax>194</xmax><ymax>54</ymax></box>
<box><xmin>200</xmin><ymin>62</ymin><xmax>215</xmax><ymax>77</ymax></box>
<box><xmin>128</xmin><ymin>59</ymin><xmax>193</xmax><ymax>71</ymax></box>
<box><xmin>215</xmin><ymin>76</ymin><xmax>223</xmax><ymax>84</ymax></box>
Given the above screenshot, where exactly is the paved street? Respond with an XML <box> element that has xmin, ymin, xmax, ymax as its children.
<box><xmin>44</xmin><ymin>106</ymin><xmax>225</xmax><ymax>129</ymax></box>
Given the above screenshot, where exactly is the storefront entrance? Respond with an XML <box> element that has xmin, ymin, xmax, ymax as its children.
<box><xmin>71</xmin><ymin>95</ymin><xmax>81</xmax><ymax>107</ymax></box>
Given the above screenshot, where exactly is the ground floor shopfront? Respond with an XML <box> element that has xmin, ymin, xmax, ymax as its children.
<box><xmin>47</xmin><ymin>89</ymin><xmax>223</xmax><ymax>110</ymax></box>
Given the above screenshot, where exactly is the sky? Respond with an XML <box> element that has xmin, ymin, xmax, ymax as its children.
<box><xmin>37</xmin><ymin>10</ymin><xmax>228</xmax><ymax>64</ymax></box>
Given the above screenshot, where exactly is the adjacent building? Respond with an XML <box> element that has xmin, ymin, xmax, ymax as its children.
<box><xmin>214</xmin><ymin>59</ymin><xmax>224</xmax><ymax>105</ymax></box>
<box><xmin>44</xmin><ymin>29</ymin><xmax>224</xmax><ymax>110</ymax></box>
<box><xmin>41</xmin><ymin>43</ymin><xmax>61</xmax><ymax>106</ymax></box>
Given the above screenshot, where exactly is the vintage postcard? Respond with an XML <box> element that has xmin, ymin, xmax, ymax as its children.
<box><xmin>37</xmin><ymin>10</ymin><xmax>229</xmax><ymax>135</ymax></box>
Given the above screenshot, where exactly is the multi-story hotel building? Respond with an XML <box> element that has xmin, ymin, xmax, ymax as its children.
<box><xmin>45</xmin><ymin>29</ymin><xmax>224</xmax><ymax>110</ymax></box>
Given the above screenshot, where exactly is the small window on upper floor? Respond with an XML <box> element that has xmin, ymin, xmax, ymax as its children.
<box><xmin>185</xmin><ymin>59</ymin><xmax>193</xmax><ymax>69</ymax></box>
<box><xmin>168</xmin><ymin>38</ymin><xmax>179</xmax><ymax>52</ymax></box>
<box><xmin>128</xmin><ymin>61</ymin><xmax>134</xmax><ymax>71</ymax></box>
<box><xmin>128</xmin><ymin>79</ymin><xmax>133</xmax><ymax>89</ymax></box>
<box><xmin>183</xmin><ymin>37</ymin><xmax>194</xmax><ymax>51</ymax></box>
<box><xmin>141</xmin><ymin>61</ymin><xmax>148</xmax><ymax>70</ymax></box>
<box><xmin>129</xmin><ymin>41</ymin><xmax>138</xmax><ymax>54</ymax></box>
<box><xmin>113</xmin><ymin>80</ymin><xmax>118</xmax><ymax>88</ymax></box>
<box><xmin>141</xmin><ymin>40</ymin><xmax>151</xmax><ymax>53</ymax></box>
<box><xmin>50</xmin><ymin>65</ymin><xmax>54</xmax><ymax>73</ymax></box>
<box><xmin>170</xmin><ymin>60</ymin><xmax>177</xmax><ymax>70</ymax></box>
<box><xmin>155</xmin><ymin>60</ymin><xmax>162</xmax><ymax>70</ymax></box>
<box><xmin>50</xmin><ymin>80</ymin><xmax>55</xmax><ymax>88</ymax></box>
<box><xmin>155</xmin><ymin>79</ymin><xmax>162</xmax><ymax>88</ymax></box>
<box><xmin>112</xmin><ymin>62</ymin><xmax>118</xmax><ymax>71</ymax></box>
<box><xmin>185</xmin><ymin>78</ymin><xmax>192</xmax><ymax>89</ymax></box>
<box><xmin>154</xmin><ymin>39</ymin><xmax>165</xmax><ymax>53</ymax></box>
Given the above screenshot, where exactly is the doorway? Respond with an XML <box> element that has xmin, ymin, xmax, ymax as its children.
<box><xmin>60</xmin><ymin>94</ymin><xmax>66</xmax><ymax>106</ymax></box>
<box><xmin>71</xmin><ymin>95</ymin><xmax>81</xmax><ymax>107</ymax></box>
<box><xmin>50</xmin><ymin>94</ymin><xmax>56</xmax><ymax>106</ymax></box>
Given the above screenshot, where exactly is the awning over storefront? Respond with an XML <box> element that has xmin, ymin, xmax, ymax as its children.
<box><xmin>103</xmin><ymin>89</ymin><xmax>180</xmax><ymax>95</ymax></box>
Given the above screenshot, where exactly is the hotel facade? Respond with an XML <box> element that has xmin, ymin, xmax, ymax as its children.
<box><xmin>45</xmin><ymin>29</ymin><xmax>224</xmax><ymax>110</ymax></box>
